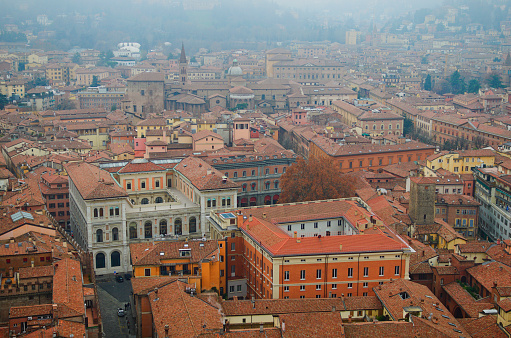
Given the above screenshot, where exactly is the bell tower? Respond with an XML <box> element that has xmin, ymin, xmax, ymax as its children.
<box><xmin>179</xmin><ymin>42</ymin><xmax>188</xmax><ymax>86</ymax></box>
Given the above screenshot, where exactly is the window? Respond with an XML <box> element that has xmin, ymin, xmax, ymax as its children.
<box><xmin>145</xmin><ymin>268</ymin><xmax>151</xmax><ymax>276</ymax></box>
<box><xmin>300</xmin><ymin>285</ymin><xmax>305</xmax><ymax>291</ymax></box>
<box><xmin>141</xmin><ymin>198</ymin><xmax>149</xmax><ymax>205</ymax></box>
<box><xmin>395</xmin><ymin>266</ymin><xmax>400</xmax><ymax>275</ymax></box>
<box><xmin>251</xmin><ymin>170</ymin><xmax>255</xmax><ymax>176</ymax></box>
<box><xmin>348</xmin><ymin>268</ymin><xmax>353</xmax><ymax>278</ymax></box>
<box><xmin>49</xmin><ymin>203</ymin><xmax>55</xmax><ymax>208</ymax></box>
<box><xmin>287</xmin><ymin>225</ymin><xmax>292</xmax><ymax>231</ymax></box>
<box><xmin>284</xmin><ymin>286</ymin><xmax>289</xmax><ymax>292</ymax></box>
<box><xmin>231</xmin><ymin>243</ymin><xmax>235</xmax><ymax>251</ymax></box>
<box><xmin>363</xmin><ymin>292</ymin><xmax>368</xmax><ymax>296</ymax></box>
<box><xmin>237</xmin><ymin>285</ymin><xmax>242</xmax><ymax>292</ymax></box>
<box><xmin>301</xmin><ymin>223</ymin><xmax>305</xmax><ymax>230</ymax></box>
<box><xmin>332</xmin><ymin>269</ymin><xmax>337</xmax><ymax>278</ymax></box>
<box><xmin>327</xmin><ymin>221</ymin><xmax>331</xmax><ymax>227</ymax></box>
<box><xmin>363</xmin><ymin>267</ymin><xmax>368</xmax><ymax>277</ymax></box>
<box><xmin>316</xmin><ymin>285</ymin><xmax>321</xmax><ymax>290</ymax></box>
<box><xmin>141</xmin><ymin>181</ymin><xmax>146</xmax><ymax>189</ymax></box>
<box><xmin>242</xmin><ymin>171</ymin><xmax>246</xmax><ymax>177</ymax></box>
<box><xmin>332</xmin><ymin>284</ymin><xmax>337</xmax><ymax>289</ymax></box>
<box><xmin>155</xmin><ymin>180</ymin><xmax>160</xmax><ymax>188</ymax></box>
<box><xmin>363</xmin><ymin>282</ymin><xmax>368</xmax><ymax>288</ymax></box>
<box><xmin>96</xmin><ymin>229</ymin><xmax>103</xmax><ymax>243</ymax></box>
<box><xmin>265</xmin><ymin>168</ymin><xmax>269</xmax><ymax>175</ymax></box>
<box><xmin>316</xmin><ymin>269</ymin><xmax>322</xmax><ymax>279</ymax></box>
<box><xmin>379</xmin><ymin>266</ymin><xmax>384</xmax><ymax>276</ymax></box>
<box><xmin>300</xmin><ymin>270</ymin><xmax>305</xmax><ymax>280</ymax></box>
<box><xmin>348</xmin><ymin>283</ymin><xmax>353</xmax><ymax>288</ymax></box>
<box><xmin>112</xmin><ymin>227</ymin><xmax>119</xmax><ymax>241</ymax></box>
<box><xmin>233</xmin><ymin>172</ymin><xmax>238</xmax><ymax>178</ymax></box>
<box><xmin>314</xmin><ymin>222</ymin><xmax>318</xmax><ymax>228</ymax></box>
<box><xmin>284</xmin><ymin>271</ymin><xmax>290</xmax><ymax>281</ymax></box>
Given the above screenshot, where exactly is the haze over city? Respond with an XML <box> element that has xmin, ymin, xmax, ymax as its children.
<box><xmin>0</xmin><ymin>0</ymin><xmax>510</xmax><ymax>337</ymax></box>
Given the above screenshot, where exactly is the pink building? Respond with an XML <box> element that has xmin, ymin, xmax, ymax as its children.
<box><xmin>134</xmin><ymin>138</ymin><xmax>146</xmax><ymax>158</ymax></box>
<box><xmin>192</xmin><ymin>130</ymin><xmax>224</xmax><ymax>151</ymax></box>
<box><xmin>233</xmin><ymin>118</ymin><xmax>250</xmax><ymax>141</ymax></box>
<box><xmin>291</xmin><ymin>109</ymin><xmax>308</xmax><ymax>125</ymax></box>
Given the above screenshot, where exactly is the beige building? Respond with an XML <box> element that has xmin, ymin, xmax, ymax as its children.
<box><xmin>123</xmin><ymin>72</ymin><xmax>165</xmax><ymax>117</ymax></box>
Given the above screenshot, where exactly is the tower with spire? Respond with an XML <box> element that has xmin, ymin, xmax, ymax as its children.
<box><xmin>179</xmin><ymin>42</ymin><xmax>188</xmax><ymax>86</ymax></box>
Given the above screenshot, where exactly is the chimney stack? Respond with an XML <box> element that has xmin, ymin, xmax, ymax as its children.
<box><xmin>262</xmin><ymin>213</ymin><xmax>266</xmax><ymax>219</ymax></box>
<box><xmin>164</xmin><ymin>325</ymin><xmax>169</xmax><ymax>338</ymax></box>
<box><xmin>249</xmin><ymin>214</ymin><xmax>253</xmax><ymax>222</ymax></box>
<box><xmin>206</xmin><ymin>168</ymin><xmax>212</xmax><ymax>175</ymax></box>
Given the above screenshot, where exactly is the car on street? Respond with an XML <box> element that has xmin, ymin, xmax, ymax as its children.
<box><xmin>117</xmin><ymin>308</ymin><xmax>125</xmax><ymax>317</ymax></box>
<box><xmin>115</xmin><ymin>275</ymin><xmax>124</xmax><ymax>283</ymax></box>
<box><xmin>124</xmin><ymin>273</ymin><xmax>132</xmax><ymax>280</ymax></box>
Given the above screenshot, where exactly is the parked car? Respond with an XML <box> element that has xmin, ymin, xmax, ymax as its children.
<box><xmin>117</xmin><ymin>308</ymin><xmax>125</xmax><ymax>317</ymax></box>
<box><xmin>115</xmin><ymin>275</ymin><xmax>124</xmax><ymax>283</ymax></box>
<box><xmin>124</xmin><ymin>273</ymin><xmax>132</xmax><ymax>280</ymax></box>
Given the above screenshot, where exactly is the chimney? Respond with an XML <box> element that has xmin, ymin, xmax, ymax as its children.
<box><xmin>249</xmin><ymin>214</ymin><xmax>253</xmax><ymax>222</ymax></box>
<box><xmin>493</xmin><ymin>282</ymin><xmax>498</xmax><ymax>288</ymax></box>
<box><xmin>331</xmin><ymin>305</ymin><xmax>335</xmax><ymax>312</ymax></box>
<box><xmin>422</xmin><ymin>250</ymin><xmax>425</xmax><ymax>257</ymax></box>
<box><xmin>329</xmin><ymin>291</ymin><xmax>332</xmax><ymax>298</ymax></box>
<box><xmin>262</xmin><ymin>213</ymin><xmax>266</xmax><ymax>219</ymax></box>
<box><xmin>259</xmin><ymin>323</ymin><xmax>264</xmax><ymax>333</ymax></box>
<box><xmin>154</xmin><ymin>287</ymin><xmax>158</xmax><ymax>295</ymax></box>
<box><xmin>293</xmin><ymin>231</ymin><xmax>297</xmax><ymax>239</ymax></box>
<box><xmin>348</xmin><ymin>314</ymin><xmax>352</xmax><ymax>323</ymax></box>
<box><xmin>281</xmin><ymin>320</ymin><xmax>285</xmax><ymax>333</ymax></box>
<box><xmin>206</xmin><ymin>168</ymin><xmax>212</xmax><ymax>175</ymax></box>
<box><xmin>164</xmin><ymin>325</ymin><xmax>169</xmax><ymax>338</ymax></box>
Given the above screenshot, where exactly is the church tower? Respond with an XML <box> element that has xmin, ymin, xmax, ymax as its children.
<box><xmin>179</xmin><ymin>43</ymin><xmax>188</xmax><ymax>86</ymax></box>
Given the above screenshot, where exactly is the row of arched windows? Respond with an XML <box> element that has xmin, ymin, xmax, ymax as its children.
<box><xmin>95</xmin><ymin>251</ymin><xmax>121</xmax><ymax>269</ymax></box>
<box><xmin>140</xmin><ymin>197</ymin><xmax>164</xmax><ymax>205</ymax></box>
<box><xmin>95</xmin><ymin>228</ymin><xmax>119</xmax><ymax>243</ymax></box>
<box><xmin>128</xmin><ymin>217</ymin><xmax>197</xmax><ymax>239</ymax></box>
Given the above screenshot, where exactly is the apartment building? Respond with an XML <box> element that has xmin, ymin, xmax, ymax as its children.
<box><xmin>208</xmin><ymin>198</ymin><xmax>413</xmax><ymax>300</ymax></box>
<box><xmin>39</xmin><ymin>172</ymin><xmax>70</xmax><ymax>230</ymax></box>
<box><xmin>474</xmin><ymin>167</ymin><xmax>511</xmax><ymax>241</ymax></box>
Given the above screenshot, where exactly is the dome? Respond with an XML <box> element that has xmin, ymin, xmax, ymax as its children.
<box><xmin>227</xmin><ymin>59</ymin><xmax>243</xmax><ymax>76</ymax></box>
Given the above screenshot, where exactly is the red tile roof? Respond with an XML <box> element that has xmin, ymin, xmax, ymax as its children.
<box><xmin>117</xmin><ymin>159</ymin><xmax>165</xmax><ymax>173</ymax></box>
<box><xmin>175</xmin><ymin>156</ymin><xmax>238</xmax><ymax>191</ymax></box>
<box><xmin>66</xmin><ymin>162</ymin><xmax>127</xmax><ymax>200</ymax></box>
<box><xmin>148</xmin><ymin>280</ymin><xmax>223</xmax><ymax>338</ymax></box>
<box><xmin>373</xmin><ymin>279</ymin><xmax>471</xmax><ymax>337</ymax></box>
<box><xmin>130</xmin><ymin>240</ymin><xmax>219</xmax><ymax>266</ymax></box>
<box><xmin>52</xmin><ymin>258</ymin><xmax>85</xmax><ymax>319</ymax></box>
<box><xmin>467</xmin><ymin>261</ymin><xmax>511</xmax><ymax>292</ymax></box>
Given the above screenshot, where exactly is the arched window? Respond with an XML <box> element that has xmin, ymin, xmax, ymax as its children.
<box><xmin>93</xmin><ymin>208</ymin><xmax>98</xmax><ymax>218</ymax></box>
<box><xmin>175</xmin><ymin>218</ymin><xmax>182</xmax><ymax>236</ymax></box>
<box><xmin>111</xmin><ymin>251</ymin><xmax>121</xmax><ymax>267</ymax></box>
<box><xmin>160</xmin><ymin>220</ymin><xmax>167</xmax><ymax>236</ymax></box>
<box><xmin>373</xmin><ymin>125</ymin><xmax>376</xmax><ymax>130</ymax></box>
<box><xmin>155</xmin><ymin>197</ymin><xmax>163</xmax><ymax>203</ymax></box>
<box><xmin>233</xmin><ymin>172</ymin><xmax>238</xmax><ymax>178</ymax></box>
<box><xmin>99</xmin><ymin>208</ymin><xmax>104</xmax><ymax>217</ymax></box>
<box><xmin>189</xmin><ymin>217</ymin><xmax>197</xmax><ymax>233</ymax></box>
<box><xmin>242</xmin><ymin>184</ymin><xmax>247</xmax><ymax>192</ymax></box>
<box><xmin>381</xmin><ymin>124</ymin><xmax>384</xmax><ymax>130</ymax></box>
<box><xmin>274</xmin><ymin>181</ymin><xmax>279</xmax><ymax>189</ymax></box>
<box><xmin>265</xmin><ymin>181</ymin><xmax>270</xmax><ymax>190</ymax></box>
<box><xmin>96</xmin><ymin>229</ymin><xmax>103</xmax><ymax>243</ymax></box>
<box><xmin>242</xmin><ymin>171</ymin><xmax>246</xmax><ymax>177</ymax></box>
<box><xmin>144</xmin><ymin>221</ymin><xmax>152</xmax><ymax>239</ymax></box>
<box><xmin>112</xmin><ymin>227</ymin><xmax>119</xmax><ymax>241</ymax></box>
<box><xmin>95</xmin><ymin>253</ymin><xmax>105</xmax><ymax>269</ymax></box>
<box><xmin>251</xmin><ymin>183</ymin><xmax>256</xmax><ymax>191</ymax></box>
<box><xmin>141</xmin><ymin>198</ymin><xmax>149</xmax><ymax>205</ymax></box>
<box><xmin>389</xmin><ymin>124</ymin><xmax>392</xmax><ymax>130</ymax></box>
<box><xmin>129</xmin><ymin>223</ymin><xmax>137</xmax><ymax>239</ymax></box>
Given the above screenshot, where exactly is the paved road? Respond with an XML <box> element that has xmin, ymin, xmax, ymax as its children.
<box><xmin>97</xmin><ymin>277</ymin><xmax>136</xmax><ymax>338</ymax></box>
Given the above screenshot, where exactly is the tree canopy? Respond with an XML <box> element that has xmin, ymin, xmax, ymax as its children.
<box><xmin>0</xmin><ymin>94</ymin><xmax>8</xmax><ymax>110</ymax></box>
<box><xmin>279</xmin><ymin>155</ymin><xmax>355</xmax><ymax>203</ymax></box>
<box><xmin>486</xmin><ymin>73</ymin><xmax>504</xmax><ymax>89</ymax></box>
<box><xmin>467</xmin><ymin>79</ymin><xmax>480</xmax><ymax>94</ymax></box>
<box><xmin>424</xmin><ymin>74</ymin><xmax>432</xmax><ymax>91</ymax></box>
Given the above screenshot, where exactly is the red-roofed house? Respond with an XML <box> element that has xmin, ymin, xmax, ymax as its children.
<box><xmin>209</xmin><ymin>198</ymin><xmax>413</xmax><ymax>300</ymax></box>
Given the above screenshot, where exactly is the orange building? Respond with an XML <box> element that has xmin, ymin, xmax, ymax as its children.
<box><xmin>209</xmin><ymin>198</ymin><xmax>414</xmax><ymax>300</ymax></box>
<box><xmin>130</xmin><ymin>239</ymin><xmax>226</xmax><ymax>294</ymax></box>
<box><xmin>310</xmin><ymin>138</ymin><xmax>435</xmax><ymax>173</ymax></box>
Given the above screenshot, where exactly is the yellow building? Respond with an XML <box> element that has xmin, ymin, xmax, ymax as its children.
<box><xmin>414</xmin><ymin>219</ymin><xmax>467</xmax><ymax>250</ymax></box>
<box><xmin>426</xmin><ymin>149</ymin><xmax>495</xmax><ymax>175</ymax></box>
<box><xmin>45</xmin><ymin>63</ymin><xmax>79</xmax><ymax>84</ymax></box>
<box><xmin>0</xmin><ymin>80</ymin><xmax>26</xmax><ymax>98</ymax></box>
<box><xmin>130</xmin><ymin>240</ymin><xmax>226</xmax><ymax>293</ymax></box>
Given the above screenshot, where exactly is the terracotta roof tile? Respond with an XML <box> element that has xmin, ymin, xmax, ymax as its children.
<box><xmin>66</xmin><ymin>162</ymin><xmax>127</xmax><ymax>200</ymax></box>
